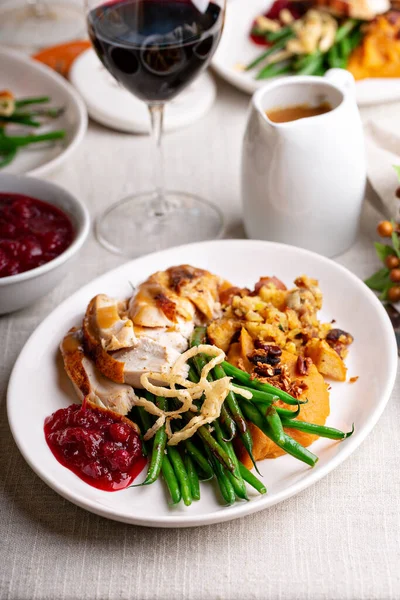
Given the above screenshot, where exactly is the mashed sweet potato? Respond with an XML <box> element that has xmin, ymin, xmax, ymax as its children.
<box><xmin>348</xmin><ymin>13</ymin><xmax>400</xmax><ymax>79</ymax></box>
<box><xmin>231</xmin><ymin>349</ymin><xmax>330</xmax><ymax>467</ymax></box>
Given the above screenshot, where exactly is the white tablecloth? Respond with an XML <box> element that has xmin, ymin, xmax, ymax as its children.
<box><xmin>1</xmin><ymin>76</ymin><xmax>400</xmax><ymax>600</ymax></box>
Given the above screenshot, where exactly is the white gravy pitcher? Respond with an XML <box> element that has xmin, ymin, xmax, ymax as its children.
<box><xmin>241</xmin><ymin>69</ymin><xmax>366</xmax><ymax>257</ymax></box>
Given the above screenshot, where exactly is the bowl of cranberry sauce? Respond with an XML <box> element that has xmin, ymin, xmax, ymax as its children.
<box><xmin>0</xmin><ymin>174</ymin><xmax>89</xmax><ymax>314</ymax></box>
<box><xmin>0</xmin><ymin>193</ymin><xmax>74</xmax><ymax>277</ymax></box>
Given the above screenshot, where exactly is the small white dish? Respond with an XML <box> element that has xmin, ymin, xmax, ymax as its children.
<box><xmin>0</xmin><ymin>47</ymin><xmax>87</xmax><ymax>177</ymax></box>
<box><xmin>7</xmin><ymin>239</ymin><xmax>397</xmax><ymax>527</ymax></box>
<box><xmin>0</xmin><ymin>174</ymin><xmax>90</xmax><ymax>314</ymax></box>
<box><xmin>242</xmin><ymin>70</ymin><xmax>366</xmax><ymax>257</ymax></box>
<box><xmin>69</xmin><ymin>48</ymin><xmax>217</xmax><ymax>134</ymax></box>
<box><xmin>212</xmin><ymin>0</ymin><xmax>400</xmax><ymax>107</ymax></box>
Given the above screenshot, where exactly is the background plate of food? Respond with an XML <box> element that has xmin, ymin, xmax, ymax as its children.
<box><xmin>7</xmin><ymin>240</ymin><xmax>397</xmax><ymax>527</ymax></box>
<box><xmin>212</xmin><ymin>0</ymin><xmax>400</xmax><ymax>105</ymax></box>
<box><xmin>0</xmin><ymin>48</ymin><xmax>87</xmax><ymax>177</ymax></box>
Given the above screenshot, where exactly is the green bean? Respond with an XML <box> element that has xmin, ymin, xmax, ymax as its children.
<box><xmin>183</xmin><ymin>439</ymin><xmax>214</xmax><ymax>480</ymax></box>
<box><xmin>184</xmin><ymin>453</ymin><xmax>200</xmax><ymax>501</ymax></box>
<box><xmin>295</xmin><ymin>53</ymin><xmax>323</xmax><ymax>75</ymax></box>
<box><xmin>214</xmin><ymin>363</ymin><xmax>259</xmax><ymax>472</ymax></box>
<box><xmin>0</xmin><ymin>130</ymin><xmax>65</xmax><ymax>152</ymax></box>
<box><xmin>183</xmin><ymin>440</ymin><xmax>214</xmax><ymax>479</ymax></box>
<box><xmin>140</xmin><ymin>397</ymin><xmax>167</xmax><ymax>486</ymax></box>
<box><xmin>189</xmin><ymin>328</ymin><xmax>237</xmax><ymax>443</ymax></box>
<box><xmin>161</xmin><ymin>454</ymin><xmax>181</xmax><ymax>504</ymax></box>
<box><xmin>314</xmin><ymin>64</ymin><xmax>326</xmax><ymax>76</ymax></box>
<box><xmin>241</xmin><ymin>400</ymin><xmax>284</xmax><ymax>445</ymax></box>
<box><xmin>190</xmin><ymin>325</ymin><xmax>208</xmax><ymax>348</ymax></box>
<box><xmin>265</xmin><ymin>405</ymin><xmax>286</xmax><ymax>445</ymax></box>
<box><xmin>293</xmin><ymin>51</ymin><xmax>320</xmax><ymax>71</ymax></box>
<box><xmin>239</xmin><ymin>464</ymin><xmax>267</xmax><ymax>495</ymax></box>
<box><xmin>188</xmin><ymin>365</ymin><xmax>199</xmax><ymax>383</ymax></box>
<box><xmin>214</xmin><ymin>421</ymin><xmax>248</xmax><ymax>501</ymax></box>
<box><xmin>219</xmin><ymin>404</ymin><xmax>237</xmax><ymax>442</ymax></box>
<box><xmin>339</xmin><ymin>37</ymin><xmax>352</xmax><ymax>60</ymax></box>
<box><xmin>250</xmin><ymin>399</ymin><xmax>302</xmax><ymax>420</ymax></box>
<box><xmin>222</xmin><ymin>361</ymin><xmax>301</xmax><ymax>405</ymax></box>
<box><xmin>349</xmin><ymin>28</ymin><xmax>363</xmax><ymax>50</ymax></box>
<box><xmin>281</xmin><ymin>419</ymin><xmax>354</xmax><ymax>440</ymax></box>
<box><xmin>256</xmin><ymin>61</ymin><xmax>292</xmax><ymax>80</ymax></box>
<box><xmin>335</xmin><ymin>19</ymin><xmax>357</xmax><ymax>43</ymax></box>
<box><xmin>167</xmin><ymin>446</ymin><xmax>192</xmax><ymax>506</ymax></box>
<box><xmin>280</xmin><ymin>433</ymin><xmax>318</xmax><ymax>466</ymax></box>
<box><xmin>205</xmin><ymin>447</ymin><xmax>236</xmax><ymax>505</ymax></box>
<box><xmin>176</xmin><ymin>407</ymin><xmax>236</xmax><ymax>473</ymax></box>
<box><xmin>136</xmin><ymin>404</ymin><xmax>152</xmax><ymax>433</ymax></box>
<box><xmin>327</xmin><ymin>44</ymin><xmax>341</xmax><ymax>68</ymax></box>
<box><xmin>241</xmin><ymin>399</ymin><xmax>318</xmax><ymax>467</ymax></box>
<box><xmin>232</xmin><ymin>384</ymin><xmax>275</xmax><ymax>405</ymax></box>
<box><xmin>246</xmin><ymin>32</ymin><xmax>294</xmax><ymax>71</ymax></box>
<box><xmin>0</xmin><ymin>148</ymin><xmax>17</xmax><ymax>169</ymax></box>
<box><xmin>15</xmin><ymin>96</ymin><xmax>50</xmax><ymax>107</ymax></box>
<box><xmin>251</xmin><ymin>27</ymin><xmax>269</xmax><ymax>38</ymax></box>
<box><xmin>196</xmin><ymin>423</ymin><xmax>236</xmax><ymax>472</ymax></box>
<box><xmin>26</xmin><ymin>107</ymin><xmax>65</xmax><ymax>118</ymax></box>
<box><xmin>0</xmin><ymin>115</ymin><xmax>41</xmax><ymax>127</ymax></box>
<box><xmin>275</xmin><ymin>404</ymin><xmax>301</xmax><ymax>419</ymax></box>
<box><xmin>266</xmin><ymin>25</ymin><xmax>293</xmax><ymax>42</ymax></box>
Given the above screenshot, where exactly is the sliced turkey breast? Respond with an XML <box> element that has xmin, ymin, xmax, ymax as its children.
<box><xmin>165</xmin><ymin>265</ymin><xmax>222</xmax><ymax>321</ymax></box>
<box><xmin>129</xmin><ymin>265</ymin><xmax>222</xmax><ymax>328</ymax></box>
<box><xmin>82</xmin><ymin>297</ymin><xmax>189</xmax><ymax>388</ymax></box>
<box><xmin>129</xmin><ymin>270</ymin><xmax>195</xmax><ymax>328</ymax></box>
<box><xmin>60</xmin><ymin>329</ymin><xmax>138</xmax><ymax>415</ymax></box>
<box><xmin>85</xmin><ymin>294</ymin><xmax>136</xmax><ymax>352</ymax></box>
<box><xmin>112</xmin><ymin>337</ymin><xmax>186</xmax><ymax>388</ymax></box>
<box><xmin>133</xmin><ymin>325</ymin><xmax>192</xmax><ymax>354</ymax></box>
<box><xmin>80</xmin><ymin>265</ymin><xmax>221</xmax><ymax>389</ymax></box>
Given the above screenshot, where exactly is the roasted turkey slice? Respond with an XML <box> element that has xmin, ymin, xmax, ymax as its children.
<box><xmin>129</xmin><ymin>265</ymin><xmax>221</xmax><ymax>327</ymax></box>
<box><xmin>82</xmin><ymin>297</ymin><xmax>188</xmax><ymax>388</ymax></box>
<box><xmin>60</xmin><ymin>329</ymin><xmax>138</xmax><ymax>415</ymax></box>
<box><xmin>85</xmin><ymin>294</ymin><xmax>136</xmax><ymax>352</ymax></box>
<box><xmin>166</xmin><ymin>265</ymin><xmax>222</xmax><ymax>321</ymax></box>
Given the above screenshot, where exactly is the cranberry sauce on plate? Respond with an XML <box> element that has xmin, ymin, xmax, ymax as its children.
<box><xmin>44</xmin><ymin>403</ymin><xmax>146</xmax><ymax>491</ymax></box>
<box><xmin>0</xmin><ymin>192</ymin><xmax>74</xmax><ymax>278</ymax></box>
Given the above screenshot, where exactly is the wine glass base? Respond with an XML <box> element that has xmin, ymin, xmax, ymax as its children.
<box><xmin>96</xmin><ymin>190</ymin><xmax>224</xmax><ymax>257</ymax></box>
<box><xmin>0</xmin><ymin>0</ymin><xmax>86</xmax><ymax>50</ymax></box>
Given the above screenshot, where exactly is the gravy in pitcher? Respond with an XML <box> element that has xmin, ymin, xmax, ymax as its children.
<box><xmin>266</xmin><ymin>102</ymin><xmax>332</xmax><ymax>123</ymax></box>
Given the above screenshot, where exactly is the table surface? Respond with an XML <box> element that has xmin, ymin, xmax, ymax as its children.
<box><xmin>1</xmin><ymin>74</ymin><xmax>400</xmax><ymax>600</ymax></box>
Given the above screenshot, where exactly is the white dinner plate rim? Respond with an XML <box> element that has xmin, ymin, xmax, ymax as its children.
<box><xmin>7</xmin><ymin>239</ymin><xmax>398</xmax><ymax>527</ymax></box>
<box><xmin>0</xmin><ymin>47</ymin><xmax>88</xmax><ymax>177</ymax></box>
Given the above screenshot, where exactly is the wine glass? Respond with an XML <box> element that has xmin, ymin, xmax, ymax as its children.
<box><xmin>85</xmin><ymin>0</ymin><xmax>226</xmax><ymax>256</ymax></box>
<box><xmin>0</xmin><ymin>1</ymin><xmax>86</xmax><ymax>50</ymax></box>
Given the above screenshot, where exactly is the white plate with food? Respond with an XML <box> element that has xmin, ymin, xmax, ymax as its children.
<box><xmin>7</xmin><ymin>240</ymin><xmax>397</xmax><ymax>527</ymax></box>
<box><xmin>212</xmin><ymin>0</ymin><xmax>400</xmax><ymax>106</ymax></box>
<box><xmin>0</xmin><ymin>48</ymin><xmax>87</xmax><ymax>177</ymax></box>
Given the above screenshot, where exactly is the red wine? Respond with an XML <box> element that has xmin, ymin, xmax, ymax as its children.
<box><xmin>88</xmin><ymin>0</ymin><xmax>223</xmax><ymax>103</ymax></box>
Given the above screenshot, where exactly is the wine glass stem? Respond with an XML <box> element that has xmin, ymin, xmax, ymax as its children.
<box><xmin>148</xmin><ymin>103</ymin><xmax>168</xmax><ymax>217</ymax></box>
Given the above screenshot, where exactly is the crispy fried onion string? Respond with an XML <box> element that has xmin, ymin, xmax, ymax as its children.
<box><xmin>135</xmin><ymin>345</ymin><xmax>250</xmax><ymax>444</ymax></box>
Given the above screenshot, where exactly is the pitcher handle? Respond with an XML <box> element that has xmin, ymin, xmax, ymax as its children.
<box><xmin>325</xmin><ymin>68</ymin><xmax>356</xmax><ymax>97</ymax></box>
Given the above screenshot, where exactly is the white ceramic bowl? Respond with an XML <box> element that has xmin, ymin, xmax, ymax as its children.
<box><xmin>0</xmin><ymin>175</ymin><xmax>90</xmax><ymax>314</ymax></box>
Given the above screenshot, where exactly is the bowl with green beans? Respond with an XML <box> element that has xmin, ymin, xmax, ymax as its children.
<box><xmin>0</xmin><ymin>47</ymin><xmax>87</xmax><ymax>177</ymax></box>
